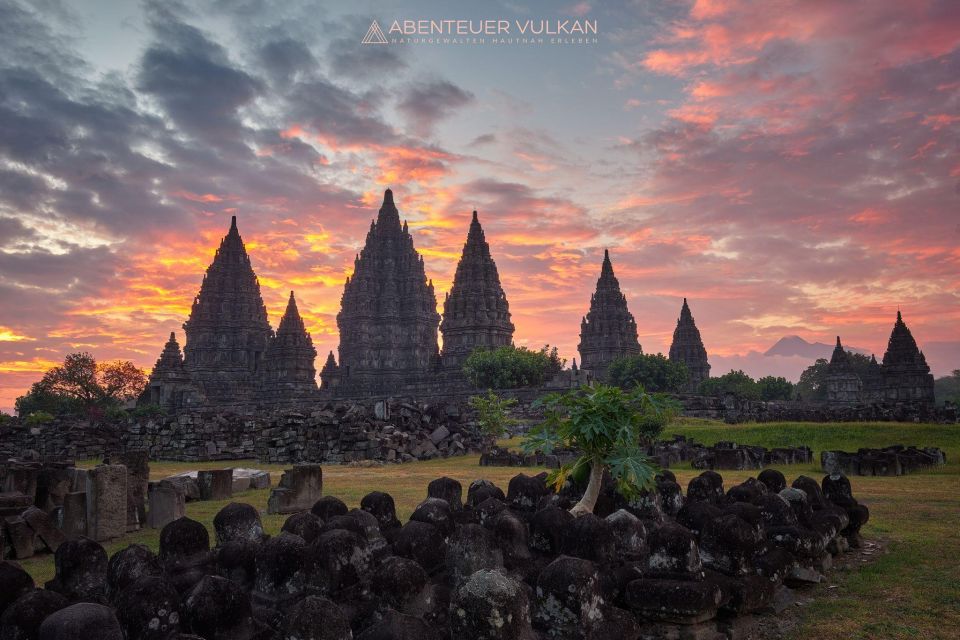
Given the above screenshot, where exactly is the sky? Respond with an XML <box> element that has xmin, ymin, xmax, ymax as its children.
<box><xmin>0</xmin><ymin>0</ymin><xmax>958</xmax><ymax>412</ymax></box>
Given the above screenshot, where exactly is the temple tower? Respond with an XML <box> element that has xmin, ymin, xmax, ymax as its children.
<box><xmin>319</xmin><ymin>351</ymin><xmax>340</xmax><ymax>391</ymax></box>
<box><xmin>668</xmin><ymin>298</ymin><xmax>711</xmax><ymax>391</ymax></box>
<box><xmin>577</xmin><ymin>250</ymin><xmax>641</xmax><ymax>378</ymax></box>
<box><xmin>259</xmin><ymin>291</ymin><xmax>318</xmax><ymax>400</ymax></box>
<box><xmin>141</xmin><ymin>332</ymin><xmax>198</xmax><ymax>409</ymax></box>
<box><xmin>181</xmin><ymin>216</ymin><xmax>273</xmax><ymax>402</ymax></box>
<box><xmin>336</xmin><ymin>189</ymin><xmax>440</xmax><ymax>392</ymax></box>
<box><xmin>440</xmin><ymin>211</ymin><xmax>514</xmax><ymax>369</ymax></box>
<box><xmin>879</xmin><ymin>311</ymin><xmax>935</xmax><ymax>403</ymax></box>
<box><xmin>825</xmin><ymin>336</ymin><xmax>862</xmax><ymax>404</ymax></box>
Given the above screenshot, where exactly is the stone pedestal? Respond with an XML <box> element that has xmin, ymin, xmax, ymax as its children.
<box><xmin>3</xmin><ymin>516</ymin><xmax>36</xmax><ymax>559</ymax></box>
<box><xmin>85</xmin><ymin>464</ymin><xmax>127</xmax><ymax>541</ymax></box>
<box><xmin>197</xmin><ymin>470</ymin><xmax>233</xmax><ymax>501</ymax></box>
<box><xmin>112</xmin><ymin>451</ymin><xmax>149</xmax><ymax>532</ymax></box>
<box><xmin>61</xmin><ymin>491</ymin><xmax>87</xmax><ymax>538</ymax></box>
<box><xmin>147</xmin><ymin>484</ymin><xmax>185</xmax><ymax>529</ymax></box>
<box><xmin>267</xmin><ymin>464</ymin><xmax>322</xmax><ymax>514</ymax></box>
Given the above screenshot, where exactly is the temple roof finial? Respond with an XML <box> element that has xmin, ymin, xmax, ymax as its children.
<box><xmin>383</xmin><ymin>188</ymin><xmax>394</xmax><ymax>206</ymax></box>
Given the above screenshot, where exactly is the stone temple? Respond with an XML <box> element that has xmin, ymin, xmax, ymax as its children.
<box><xmin>825</xmin><ymin>312</ymin><xmax>935</xmax><ymax>405</ymax></box>
<box><xmin>577</xmin><ymin>250</ymin><xmax>641</xmax><ymax>378</ymax></box>
<box><xmin>330</xmin><ymin>189</ymin><xmax>441</xmax><ymax>394</ymax></box>
<box><xmin>142</xmin><ymin>217</ymin><xmax>316</xmax><ymax>409</ymax></box>
<box><xmin>440</xmin><ymin>210</ymin><xmax>514</xmax><ymax>370</ymax></box>
<box><xmin>668</xmin><ymin>298</ymin><xmax>711</xmax><ymax>391</ymax></box>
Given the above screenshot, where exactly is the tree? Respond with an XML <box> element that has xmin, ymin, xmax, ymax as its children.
<box><xmin>463</xmin><ymin>345</ymin><xmax>566</xmax><ymax>389</ymax></box>
<box><xmin>608</xmin><ymin>354</ymin><xmax>689</xmax><ymax>392</ymax></box>
<box><xmin>934</xmin><ymin>369</ymin><xmax>960</xmax><ymax>406</ymax></box>
<box><xmin>756</xmin><ymin>376</ymin><xmax>795</xmax><ymax>401</ymax></box>
<box><xmin>522</xmin><ymin>383</ymin><xmax>677</xmax><ymax>517</ymax></box>
<box><xmin>15</xmin><ymin>352</ymin><xmax>147</xmax><ymax>417</ymax></box>
<box><xmin>469</xmin><ymin>390</ymin><xmax>518</xmax><ymax>440</ymax></box>
<box><xmin>795</xmin><ymin>351</ymin><xmax>874</xmax><ymax>401</ymax></box>
<box><xmin>698</xmin><ymin>370</ymin><xmax>760</xmax><ymax>399</ymax></box>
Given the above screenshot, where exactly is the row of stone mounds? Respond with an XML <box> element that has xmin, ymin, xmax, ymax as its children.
<box><xmin>687</xmin><ymin>440</ymin><xmax>813</xmax><ymax>471</ymax></box>
<box><xmin>821</xmin><ymin>445</ymin><xmax>946</xmax><ymax>476</ymax></box>
<box><xmin>1</xmin><ymin>461</ymin><xmax>872</xmax><ymax>640</ymax></box>
<box><xmin>255</xmin><ymin>398</ymin><xmax>487</xmax><ymax>465</ymax></box>
<box><xmin>478</xmin><ymin>446</ymin><xmax>579</xmax><ymax>468</ymax></box>
<box><xmin>1</xmin><ymin>452</ymin><xmax>271</xmax><ymax>562</ymax></box>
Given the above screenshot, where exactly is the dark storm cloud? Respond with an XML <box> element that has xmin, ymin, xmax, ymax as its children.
<box><xmin>397</xmin><ymin>80</ymin><xmax>475</xmax><ymax>137</ymax></box>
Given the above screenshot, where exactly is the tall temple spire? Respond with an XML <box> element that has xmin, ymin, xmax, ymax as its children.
<box><xmin>320</xmin><ymin>350</ymin><xmax>340</xmax><ymax>390</ymax></box>
<box><xmin>260</xmin><ymin>290</ymin><xmax>317</xmax><ymax>399</ymax></box>
<box><xmin>440</xmin><ymin>210</ymin><xmax>514</xmax><ymax>370</ymax></box>
<box><xmin>825</xmin><ymin>335</ymin><xmax>862</xmax><ymax>404</ymax></box>
<box><xmin>878</xmin><ymin>310</ymin><xmax>934</xmax><ymax>403</ymax></box>
<box><xmin>577</xmin><ymin>249</ymin><xmax>640</xmax><ymax>378</ymax></box>
<box><xmin>336</xmin><ymin>188</ymin><xmax>440</xmax><ymax>392</ymax></box>
<box><xmin>829</xmin><ymin>336</ymin><xmax>850</xmax><ymax>367</ymax></box>
<box><xmin>181</xmin><ymin>216</ymin><xmax>273</xmax><ymax>402</ymax></box>
<box><xmin>668</xmin><ymin>298</ymin><xmax>710</xmax><ymax>390</ymax></box>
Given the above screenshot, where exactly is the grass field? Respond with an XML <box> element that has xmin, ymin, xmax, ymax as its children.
<box><xmin>15</xmin><ymin>420</ymin><xmax>960</xmax><ymax>640</ymax></box>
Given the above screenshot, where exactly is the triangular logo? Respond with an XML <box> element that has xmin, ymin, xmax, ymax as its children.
<box><xmin>362</xmin><ymin>20</ymin><xmax>388</xmax><ymax>45</ymax></box>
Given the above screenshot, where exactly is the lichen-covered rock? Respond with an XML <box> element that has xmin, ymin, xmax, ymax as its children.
<box><xmin>281</xmin><ymin>595</ymin><xmax>352</xmax><ymax>640</ymax></box>
<box><xmin>253</xmin><ymin>533</ymin><xmax>312</xmax><ymax>603</ymax></box>
<box><xmin>604</xmin><ymin>510</ymin><xmax>647</xmax><ymax>561</ymax></box>
<box><xmin>447</xmin><ymin>524</ymin><xmax>503</xmax><ymax>585</ymax></box>
<box><xmin>360</xmin><ymin>492</ymin><xmax>401</xmax><ymax>531</ymax></box>
<box><xmin>0</xmin><ymin>589</ymin><xmax>68</xmax><ymax>640</ymax></box>
<box><xmin>106</xmin><ymin>544</ymin><xmax>163</xmax><ymax>598</ymax></box>
<box><xmin>625</xmin><ymin>579</ymin><xmax>723</xmax><ymax>624</ymax></box>
<box><xmin>370</xmin><ymin>556</ymin><xmax>428</xmax><ymax>611</ymax></box>
<box><xmin>530</xmin><ymin>506</ymin><xmax>573</xmax><ymax>554</ymax></box>
<box><xmin>758</xmin><ymin>469</ymin><xmax>786</xmax><ymax>493</ymax></box>
<box><xmin>312</xmin><ymin>529</ymin><xmax>371</xmax><ymax>597</ymax></box>
<box><xmin>282</xmin><ymin>511</ymin><xmax>324</xmax><ymax>543</ymax></box>
<box><xmin>451</xmin><ymin>570</ymin><xmax>534</xmax><ymax>640</ymax></box>
<box><xmin>158</xmin><ymin>518</ymin><xmax>212</xmax><ymax>594</ymax></box>
<box><xmin>559</xmin><ymin>514</ymin><xmax>617</xmax><ymax>565</ymax></box>
<box><xmin>646</xmin><ymin>523</ymin><xmax>703</xmax><ymax>580</ymax></box>
<box><xmin>44</xmin><ymin>537</ymin><xmax>109</xmax><ymax>604</ymax></box>
<box><xmin>392</xmin><ymin>521</ymin><xmax>446</xmax><ymax>574</ymax></box>
<box><xmin>534</xmin><ymin>556</ymin><xmax>603</xmax><ymax>639</ymax></box>
<box><xmin>311</xmin><ymin>496</ymin><xmax>349</xmax><ymax>521</ymax></box>
<box><xmin>410</xmin><ymin>498</ymin><xmax>454</xmax><ymax>538</ymax></box>
<box><xmin>506</xmin><ymin>473</ymin><xmax>549</xmax><ymax>512</ymax></box>
<box><xmin>113</xmin><ymin>576</ymin><xmax>181</xmax><ymax>640</ymax></box>
<box><xmin>213</xmin><ymin>503</ymin><xmax>265</xmax><ymax>545</ymax></box>
<box><xmin>37</xmin><ymin>603</ymin><xmax>123</xmax><ymax>640</ymax></box>
<box><xmin>427</xmin><ymin>476</ymin><xmax>463</xmax><ymax>511</ymax></box>
<box><xmin>182</xmin><ymin>575</ymin><xmax>268</xmax><ymax>640</ymax></box>
<box><xmin>467</xmin><ymin>479</ymin><xmax>505</xmax><ymax>508</ymax></box>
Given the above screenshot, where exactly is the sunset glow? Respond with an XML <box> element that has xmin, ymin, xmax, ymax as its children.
<box><xmin>1</xmin><ymin>0</ymin><xmax>958</xmax><ymax>412</ymax></box>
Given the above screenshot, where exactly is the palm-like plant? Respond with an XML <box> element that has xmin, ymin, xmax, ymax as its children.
<box><xmin>522</xmin><ymin>383</ymin><xmax>676</xmax><ymax>517</ymax></box>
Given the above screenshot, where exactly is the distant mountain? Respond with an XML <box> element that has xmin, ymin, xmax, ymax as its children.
<box><xmin>763</xmin><ymin>335</ymin><xmax>868</xmax><ymax>360</ymax></box>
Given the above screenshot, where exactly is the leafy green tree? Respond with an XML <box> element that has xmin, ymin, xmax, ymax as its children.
<box><xmin>795</xmin><ymin>352</ymin><xmax>874</xmax><ymax>401</ymax></box>
<box><xmin>463</xmin><ymin>345</ymin><xmax>565</xmax><ymax>389</ymax></box>
<box><xmin>698</xmin><ymin>370</ymin><xmax>760</xmax><ymax>399</ymax></box>
<box><xmin>25</xmin><ymin>411</ymin><xmax>54</xmax><ymax>426</ymax></box>
<box><xmin>522</xmin><ymin>383</ymin><xmax>677</xmax><ymax>517</ymax></box>
<box><xmin>469</xmin><ymin>391</ymin><xmax>518</xmax><ymax>439</ymax></box>
<box><xmin>934</xmin><ymin>369</ymin><xmax>960</xmax><ymax>406</ymax></box>
<box><xmin>756</xmin><ymin>376</ymin><xmax>795</xmax><ymax>401</ymax></box>
<box><xmin>608</xmin><ymin>353</ymin><xmax>689</xmax><ymax>392</ymax></box>
<box><xmin>15</xmin><ymin>353</ymin><xmax>147</xmax><ymax>417</ymax></box>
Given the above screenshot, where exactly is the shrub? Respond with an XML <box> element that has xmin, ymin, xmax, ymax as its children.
<box><xmin>25</xmin><ymin>411</ymin><xmax>54</xmax><ymax>426</ymax></box>
<box><xmin>468</xmin><ymin>391</ymin><xmax>518</xmax><ymax>439</ymax></box>
<box><xmin>463</xmin><ymin>345</ymin><xmax>565</xmax><ymax>389</ymax></box>
<box><xmin>698</xmin><ymin>370</ymin><xmax>760</xmax><ymax>399</ymax></box>
<box><xmin>608</xmin><ymin>353</ymin><xmax>689</xmax><ymax>392</ymax></box>
<box><xmin>522</xmin><ymin>383</ymin><xmax>677</xmax><ymax>516</ymax></box>
<box><xmin>757</xmin><ymin>376</ymin><xmax>796</xmax><ymax>401</ymax></box>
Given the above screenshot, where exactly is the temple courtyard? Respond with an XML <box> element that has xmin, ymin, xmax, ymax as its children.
<box><xmin>13</xmin><ymin>419</ymin><xmax>959</xmax><ymax>640</ymax></box>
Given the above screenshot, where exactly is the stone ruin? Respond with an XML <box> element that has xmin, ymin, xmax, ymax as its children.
<box><xmin>1</xmin><ymin>454</ymin><xmax>274</xmax><ymax>561</ymax></box>
<box><xmin>821</xmin><ymin>445</ymin><xmax>946</xmax><ymax>476</ymax></box>
<box><xmin>1</xmin><ymin>466</ymin><xmax>874</xmax><ymax>639</ymax></box>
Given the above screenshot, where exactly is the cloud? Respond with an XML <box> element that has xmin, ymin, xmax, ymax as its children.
<box><xmin>396</xmin><ymin>79</ymin><xmax>475</xmax><ymax>137</ymax></box>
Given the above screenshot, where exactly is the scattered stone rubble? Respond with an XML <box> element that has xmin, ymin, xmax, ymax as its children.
<box><xmin>821</xmin><ymin>446</ymin><xmax>946</xmax><ymax>476</ymax></box>
<box><xmin>2</xmin><ymin>466</ymin><xmax>874</xmax><ymax>639</ymax></box>
<box><xmin>1</xmin><ymin>456</ymin><xmax>272</xmax><ymax>560</ymax></box>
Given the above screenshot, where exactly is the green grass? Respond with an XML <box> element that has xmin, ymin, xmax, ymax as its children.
<box><xmin>16</xmin><ymin>420</ymin><xmax>960</xmax><ymax>640</ymax></box>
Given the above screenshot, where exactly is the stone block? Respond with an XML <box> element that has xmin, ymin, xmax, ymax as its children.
<box><xmin>148</xmin><ymin>485</ymin><xmax>185</xmax><ymax>529</ymax></box>
<box><xmin>61</xmin><ymin>491</ymin><xmax>87</xmax><ymax>538</ymax></box>
<box><xmin>267</xmin><ymin>464</ymin><xmax>322</xmax><ymax>515</ymax></box>
<box><xmin>22</xmin><ymin>505</ymin><xmax>65</xmax><ymax>552</ymax></box>
<box><xmin>197</xmin><ymin>469</ymin><xmax>233</xmax><ymax>501</ymax></box>
<box><xmin>0</xmin><ymin>491</ymin><xmax>33</xmax><ymax>518</ymax></box>
<box><xmin>4</xmin><ymin>516</ymin><xmax>36</xmax><ymax>559</ymax></box>
<box><xmin>85</xmin><ymin>464</ymin><xmax>128</xmax><ymax>541</ymax></box>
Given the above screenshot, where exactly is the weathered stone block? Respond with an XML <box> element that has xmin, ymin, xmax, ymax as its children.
<box><xmin>147</xmin><ymin>485</ymin><xmax>185</xmax><ymax>529</ymax></box>
<box><xmin>61</xmin><ymin>491</ymin><xmax>87</xmax><ymax>538</ymax></box>
<box><xmin>197</xmin><ymin>469</ymin><xmax>233</xmax><ymax>501</ymax></box>
<box><xmin>85</xmin><ymin>464</ymin><xmax>128</xmax><ymax>541</ymax></box>
<box><xmin>267</xmin><ymin>464</ymin><xmax>322</xmax><ymax>514</ymax></box>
